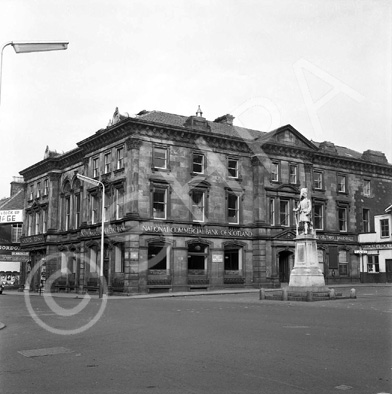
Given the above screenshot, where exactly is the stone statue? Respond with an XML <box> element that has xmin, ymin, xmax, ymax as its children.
<box><xmin>294</xmin><ymin>188</ymin><xmax>312</xmax><ymax>235</ymax></box>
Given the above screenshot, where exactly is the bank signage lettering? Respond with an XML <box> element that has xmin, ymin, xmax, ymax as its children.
<box><xmin>20</xmin><ymin>235</ymin><xmax>45</xmax><ymax>244</ymax></box>
<box><xmin>142</xmin><ymin>225</ymin><xmax>253</xmax><ymax>237</ymax></box>
<box><xmin>362</xmin><ymin>244</ymin><xmax>392</xmax><ymax>250</ymax></box>
<box><xmin>81</xmin><ymin>224</ymin><xmax>127</xmax><ymax>237</ymax></box>
<box><xmin>317</xmin><ymin>234</ymin><xmax>356</xmax><ymax>242</ymax></box>
<box><xmin>0</xmin><ymin>210</ymin><xmax>23</xmax><ymax>223</ymax></box>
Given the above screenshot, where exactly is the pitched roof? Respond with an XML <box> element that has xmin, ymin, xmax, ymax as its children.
<box><xmin>136</xmin><ymin>110</ymin><xmax>265</xmax><ymax>140</ymax></box>
<box><xmin>0</xmin><ymin>189</ymin><xmax>25</xmax><ymax>210</ymax></box>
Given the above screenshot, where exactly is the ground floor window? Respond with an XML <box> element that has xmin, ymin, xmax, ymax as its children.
<box><xmin>148</xmin><ymin>243</ymin><xmax>168</xmax><ymax>271</ymax></box>
<box><xmin>367</xmin><ymin>255</ymin><xmax>379</xmax><ymax>273</ymax></box>
<box><xmin>188</xmin><ymin>243</ymin><xmax>208</xmax><ymax>273</ymax></box>
<box><xmin>114</xmin><ymin>244</ymin><xmax>124</xmax><ymax>273</ymax></box>
<box><xmin>224</xmin><ymin>246</ymin><xmax>242</xmax><ymax>273</ymax></box>
<box><xmin>338</xmin><ymin>250</ymin><xmax>348</xmax><ymax>276</ymax></box>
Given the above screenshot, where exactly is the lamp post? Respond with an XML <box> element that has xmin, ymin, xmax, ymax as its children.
<box><xmin>76</xmin><ymin>173</ymin><xmax>105</xmax><ymax>299</ymax></box>
<box><xmin>0</xmin><ymin>41</ymin><xmax>69</xmax><ymax>106</ymax></box>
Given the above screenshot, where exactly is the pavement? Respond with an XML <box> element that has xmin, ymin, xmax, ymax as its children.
<box><xmin>1</xmin><ymin>282</ymin><xmax>391</xmax><ymax>301</ymax></box>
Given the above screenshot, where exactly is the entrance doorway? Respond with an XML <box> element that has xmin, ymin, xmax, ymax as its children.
<box><xmin>279</xmin><ymin>251</ymin><xmax>293</xmax><ymax>283</ymax></box>
<box><xmin>386</xmin><ymin>259</ymin><xmax>392</xmax><ymax>283</ymax></box>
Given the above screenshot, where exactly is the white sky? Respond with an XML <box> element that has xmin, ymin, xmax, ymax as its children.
<box><xmin>0</xmin><ymin>0</ymin><xmax>391</xmax><ymax>199</ymax></box>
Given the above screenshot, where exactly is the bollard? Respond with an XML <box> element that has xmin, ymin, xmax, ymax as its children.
<box><xmin>306</xmin><ymin>291</ymin><xmax>313</xmax><ymax>302</ymax></box>
<box><xmin>259</xmin><ymin>289</ymin><xmax>265</xmax><ymax>300</ymax></box>
<box><xmin>329</xmin><ymin>288</ymin><xmax>336</xmax><ymax>299</ymax></box>
<box><xmin>350</xmin><ymin>288</ymin><xmax>356</xmax><ymax>299</ymax></box>
<box><xmin>282</xmin><ymin>288</ymin><xmax>288</xmax><ymax>301</ymax></box>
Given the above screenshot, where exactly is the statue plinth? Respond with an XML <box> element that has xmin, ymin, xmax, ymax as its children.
<box><xmin>288</xmin><ymin>233</ymin><xmax>328</xmax><ymax>291</ymax></box>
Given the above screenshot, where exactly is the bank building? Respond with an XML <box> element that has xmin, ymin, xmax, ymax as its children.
<box><xmin>18</xmin><ymin>107</ymin><xmax>392</xmax><ymax>294</ymax></box>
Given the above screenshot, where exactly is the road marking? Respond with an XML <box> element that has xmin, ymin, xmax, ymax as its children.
<box><xmin>18</xmin><ymin>347</ymin><xmax>73</xmax><ymax>358</ymax></box>
<box><xmin>283</xmin><ymin>325</ymin><xmax>309</xmax><ymax>328</ymax></box>
<box><xmin>335</xmin><ymin>384</ymin><xmax>353</xmax><ymax>390</ymax></box>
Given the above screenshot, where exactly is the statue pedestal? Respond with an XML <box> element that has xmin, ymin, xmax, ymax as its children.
<box><xmin>288</xmin><ymin>234</ymin><xmax>328</xmax><ymax>291</ymax></box>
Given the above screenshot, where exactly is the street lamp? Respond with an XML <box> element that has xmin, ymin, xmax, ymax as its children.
<box><xmin>0</xmin><ymin>41</ymin><xmax>69</xmax><ymax>106</ymax></box>
<box><xmin>76</xmin><ymin>173</ymin><xmax>106</xmax><ymax>299</ymax></box>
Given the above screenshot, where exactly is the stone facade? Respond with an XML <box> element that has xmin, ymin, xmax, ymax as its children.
<box><xmin>18</xmin><ymin>108</ymin><xmax>392</xmax><ymax>294</ymax></box>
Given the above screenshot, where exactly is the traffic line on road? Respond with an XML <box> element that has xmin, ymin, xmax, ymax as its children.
<box><xmin>18</xmin><ymin>347</ymin><xmax>73</xmax><ymax>358</ymax></box>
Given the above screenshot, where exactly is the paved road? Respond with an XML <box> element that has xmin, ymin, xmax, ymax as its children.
<box><xmin>0</xmin><ymin>286</ymin><xmax>391</xmax><ymax>393</ymax></box>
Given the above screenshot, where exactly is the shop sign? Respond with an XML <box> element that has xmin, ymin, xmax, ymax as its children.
<box><xmin>142</xmin><ymin>225</ymin><xmax>253</xmax><ymax>237</ymax></box>
<box><xmin>0</xmin><ymin>210</ymin><xmax>23</xmax><ymax>223</ymax></box>
<box><xmin>20</xmin><ymin>235</ymin><xmax>45</xmax><ymax>244</ymax></box>
<box><xmin>81</xmin><ymin>223</ymin><xmax>127</xmax><ymax>237</ymax></box>
<box><xmin>317</xmin><ymin>234</ymin><xmax>356</xmax><ymax>242</ymax></box>
<box><xmin>362</xmin><ymin>244</ymin><xmax>392</xmax><ymax>250</ymax></box>
<box><xmin>354</xmin><ymin>250</ymin><xmax>368</xmax><ymax>254</ymax></box>
<box><xmin>0</xmin><ymin>245</ymin><xmax>21</xmax><ymax>253</ymax></box>
<box><xmin>0</xmin><ymin>254</ymin><xmax>28</xmax><ymax>261</ymax></box>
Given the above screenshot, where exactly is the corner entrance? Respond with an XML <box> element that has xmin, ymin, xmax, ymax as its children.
<box><xmin>279</xmin><ymin>250</ymin><xmax>294</xmax><ymax>283</ymax></box>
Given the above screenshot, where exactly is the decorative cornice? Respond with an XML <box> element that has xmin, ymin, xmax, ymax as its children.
<box><xmin>125</xmin><ymin>137</ymin><xmax>143</xmax><ymax>150</ymax></box>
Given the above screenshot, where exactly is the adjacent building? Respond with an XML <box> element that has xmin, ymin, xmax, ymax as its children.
<box><xmin>18</xmin><ymin>107</ymin><xmax>392</xmax><ymax>293</ymax></box>
<box><xmin>0</xmin><ymin>177</ymin><xmax>26</xmax><ymax>286</ymax></box>
<box><xmin>358</xmin><ymin>204</ymin><xmax>392</xmax><ymax>283</ymax></box>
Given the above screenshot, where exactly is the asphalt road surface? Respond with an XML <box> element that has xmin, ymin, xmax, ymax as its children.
<box><xmin>0</xmin><ymin>286</ymin><xmax>391</xmax><ymax>394</ymax></box>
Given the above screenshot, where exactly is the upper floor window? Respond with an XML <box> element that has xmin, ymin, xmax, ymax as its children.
<box><xmin>191</xmin><ymin>189</ymin><xmax>205</xmax><ymax>222</ymax></box>
<box><xmin>93</xmin><ymin>157</ymin><xmax>99</xmax><ymax>178</ymax></box>
<box><xmin>153</xmin><ymin>187</ymin><xmax>167</xmax><ymax>219</ymax></box>
<box><xmin>227</xmin><ymin>192</ymin><xmax>239</xmax><ymax>224</ymax></box>
<box><xmin>338</xmin><ymin>207</ymin><xmax>347</xmax><ymax>232</ymax></box>
<box><xmin>42</xmin><ymin>210</ymin><xmax>47</xmax><ymax>233</ymax></box>
<box><xmin>27</xmin><ymin>214</ymin><xmax>32</xmax><ymax>236</ymax></box>
<box><xmin>74</xmin><ymin>193</ymin><xmax>81</xmax><ymax>228</ymax></box>
<box><xmin>35</xmin><ymin>212</ymin><xmax>40</xmax><ymax>235</ymax></box>
<box><xmin>269</xmin><ymin>198</ymin><xmax>275</xmax><ymax>226</ymax></box>
<box><xmin>380</xmin><ymin>218</ymin><xmax>390</xmax><ymax>238</ymax></box>
<box><xmin>29</xmin><ymin>185</ymin><xmax>34</xmax><ymax>201</ymax></box>
<box><xmin>192</xmin><ymin>153</ymin><xmax>205</xmax><ymax>174</ymax></box>
<box><xmin>104</xmin><ymin>152</ymin><xmax>111</xmax><ymax>174</ymax></box>
<box><xmin>289</xmin><ymin>165</ymin><xmax>297</xmax><ymax>184</ymax></box>
<box><xmin>115</xmin><ymin>188</ymin><xmax>124</xmax><ymax>220</ymax></box>
<box><xmin>363</xmin><ymin>180</ymin><xmax>371</xmax><ymax>196</ymax></box>
<box><xmin>91</xmin><ymin>194</ymin><xmax>99</xmax><ymax>224</ymax></box>
<box><xmin>65</xmin><ymin>196</ymin><xmax>71</xmax><ymax>230</ymax></box>
<box><xmin>228</xmin><ymin>158</ymin><xmax>239</xmax><ymax>178</ymax></box>
<box><xmin>153</xmin><ymin>146</ymin><xmax>168</xmax><ymax>169</ymax></box>
<box><xmin>279</xmin><ymin>200</ymin><xmax>290</xmax><ymax>227</ymax></box>
<box><xmin>12</xmin><ymin>224</ymin><xmax>22</xmax><ymax>243</ymax></box>
<box><xmin>313</xmin><ymin>171</ymin><xmax>323</xmax><ymax>190</ymax></box>
<box><xmin>116</xmin><ymin>146</ymin><xmax>124</xmax><ymax>170</ymax></box>
<box><xmin>313</xmin><ymin>203</ymin><xmax>324</xmax><ymax>230</ymax></box>
<box><xmin>337</xmin><ymin>174</ymin><xmax>347</xmax><ymax>193</ymax></box>
<box><xmin>36</xmin><ymin>182</ymin><xmax>41</xmax><ymax>198</ymax></box>
<box><xmin>43</xmin><ymin>179</ymin><xmax>49</xmax><ymax>196</ymax></box>
<box><xmin>271</xmin><ymin>162</ymin><xmax>279</xmax><ymax>182</ymax></box>
<box><xmin>362</xmin><ymin>209</ymin><xmax>370</xmax><ymax>233</ymax></box>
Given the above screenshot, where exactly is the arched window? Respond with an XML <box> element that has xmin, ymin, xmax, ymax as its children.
<box><xmin>62</xmin><ymin>181</ymin><xmax>72</xmax><ymax>231</ymax></box>
<box><xmin>72</xmin><ymin>178</ymin><xmax>82</xmax><ymax>229</ymax></box>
